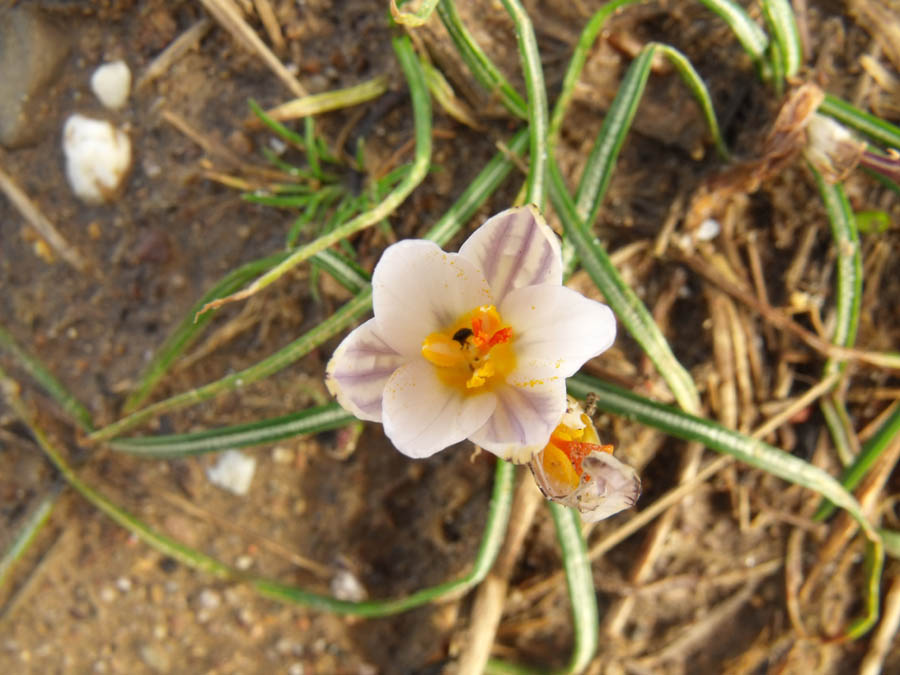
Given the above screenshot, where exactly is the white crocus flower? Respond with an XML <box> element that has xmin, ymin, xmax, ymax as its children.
<box><xmin>325</xmin><ymin>206</ymin><xmax>616</xmax><ymax>462</ymax></box>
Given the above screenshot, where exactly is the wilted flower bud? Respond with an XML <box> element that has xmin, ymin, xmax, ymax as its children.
<box><xmin>803</xmin><ymin>113</ymin><xmax>866</xmax><ymax>183</ymax></box>
<box><xmin>529</xmin><ymin>396</ymin><xmax>640</xmax><ymax>522</ymax></box>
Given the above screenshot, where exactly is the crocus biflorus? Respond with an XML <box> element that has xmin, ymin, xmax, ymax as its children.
<box><xmin>325</xmin><ymin>206</ymin><xmax>616</xmax><ymax>462</ymax></box>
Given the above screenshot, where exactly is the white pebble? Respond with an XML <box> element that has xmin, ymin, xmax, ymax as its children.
<box><xmin>330</xmin><ymin>570</ymin><xmax>368</xmax><ymax>602</ymax></box>
<box><xmin>198</xmin><ymin>589</ymin><xmax>221</xmax><ymax>610</ymax></box>
<box><xmin>90</xmin><ymin>61</ymin><xmax>131</xmax><ymax>110</ymax></box>
<box><xmin>696</xmin><ymin>218</ymin><xmax>721</xmax><ymax>241</ymax></box>
<box><xmin>62</xmin><ymin>114</ymin><xmax>131</xmax><ymax>204</ymax></box>
<box><xmin>206</xmin><ymin>449</ymin><xmax>256</xmax><ymax>496</ymax></box>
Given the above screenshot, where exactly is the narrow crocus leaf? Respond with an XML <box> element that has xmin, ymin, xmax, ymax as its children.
<box><xmin>109</xmin><ymin>404</ymin><xmax>356</xmax><ymax>458</ymax></box>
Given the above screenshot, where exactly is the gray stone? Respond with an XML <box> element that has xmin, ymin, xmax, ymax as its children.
<box><xmin>0</xmin><ymin>7</ymin><xmax>70</xmax><ymax>148</ymax></box>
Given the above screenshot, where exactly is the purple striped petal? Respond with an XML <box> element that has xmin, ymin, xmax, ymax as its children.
<box><xmin>458</xmin><ymin>205</ymin><xmax>562</xmax><ymax>305</ymax></box>
<box><xmin>500</xmin><ymin>284</ymin><xmax>616</xmax><ymax>380</ymax></box>
<box><xmin>326</xmin><ymin>318</ymin><xmax>406</xmax><ymax>422</ymax></box>
<box><xmin>468</xmin><ymin>379</ymin><xmax>566</xmax><ymax>463</ymax></box>
<box><xmin>373</xmin><ymin>240</ymin><xmax>493</xmax><ymax>357</ymax></box>
<box><xmin>382</xmin><ymin>359</ymin><xmax>497</xmax><ymax>458</ymax></box>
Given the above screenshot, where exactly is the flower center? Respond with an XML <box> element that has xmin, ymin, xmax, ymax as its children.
<box><xmin>538</xmin><ymin>416</ymin><xmax>614</xmax><ymax>493</ymax></box>
<box><xmin>421</xmin><ymin>305</ymin><xmax>516</xmax><ymax>392</ymax></box>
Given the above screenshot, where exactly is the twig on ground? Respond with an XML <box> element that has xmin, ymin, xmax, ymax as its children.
<box><xmin>198</xmin><ymin>0</ymin><xmax>306</xmax><ymax>97</ymax></box>
<box><xmin>0</xmin><ymin>161</ymin><xmax>88</xmax><ymax>273</ymax></box>
<box><xmin>678</xmin><ymin>251</ymin><xmax>900</xmax><ymax>370</ymax></box>
<box><xmin>136</xmin><ymin>18</ymin><xmax>212</xmax><ymax>90</ymax></box>
<box><xmin>454</xmin><ymin>470</ymin><xmax>542</xmax><ymax>675</ymax></box>
<box><xmin>253</xmin><ymin>0</ymin><xmax>285</xmax><ymax>52</ymax></box>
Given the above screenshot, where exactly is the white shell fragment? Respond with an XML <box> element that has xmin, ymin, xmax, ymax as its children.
<box><xmin>62</xmin><ymin>114</ymin><xmax>132</xmax><ymax>204</ymax></box>
<box><xmin>206</xmin><ymin>450</ymin><xmax>257</xmax><ymax>496</ymax></box>
<box><xmin>90</xmin><ymin>60</ymin><xmax>131</xmax><ymax>110</ymax></box>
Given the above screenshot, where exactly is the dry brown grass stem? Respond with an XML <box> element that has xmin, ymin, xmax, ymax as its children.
<box><xmin>453</xmin><ymin>470</ymin><xmax>543</xmax><ymax>675</ymax></box>
<box><xmin>679</xmin><ymin>252</ymin><xmax>900</xmax><ymax>370</ymax></box>
<box><xmin>198</xmin><ymin>0</ymin><xmax>306</xmax><ymax>98</ymax></box>
<box><xmin>0</xmin><ymin>161</ymin><xmax>87</xmax><ymax>273</ymax></box>
<box><xmin>252</xmin><ymin>0</ymin><xmax>285</xmax><ymax>53</ymax></box>
<box><xmin>860</xmin><ymin>573</ymin><xmax>900</xmax><ymax>675</ymax></box>
<box><xmin>135</xmin><ymin>18</ymin><xmax>212</xmax><ymax>91</ymax></box>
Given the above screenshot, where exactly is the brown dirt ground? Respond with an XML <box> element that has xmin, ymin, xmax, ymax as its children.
<box><xmin>1</xmin><ymin>0</ymin><xmax>900</xmax><ymax>673</ymax></box>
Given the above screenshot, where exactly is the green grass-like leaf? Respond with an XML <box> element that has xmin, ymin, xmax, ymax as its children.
<box><xmin>815</xmin><ymin>403</ymin><xmax>900</xmax><ymax>521</ymax></box>
<box><xmin>819</xmin><ymin>95</ymin><xmax>900</xmax><ymax>150</ymax></box>
<box><xmin>0</xmin><ymin>326</ymin><xmax>94</xmax><ymax>431</ymax></box>
<box><xmin>812</xmin><ymin>168</ymin><xmax>862</xmax><ymax>467</ymax></box>
<box><xmin>0</xmin><ymin>483</ymin><xmax>61</xmax><ymax>590</ymax></box>
<box><xmin>499</xmin><ymin>0</ymin><xmax>549</xmax><ymax>207</ymax></box>
<box><xmin>550</xmin><ymin>163</ymin><xmax>702</xmax><ymax>414</ymax></box>
<box><xmin>109</xmin><ymin>404</ymin><xmax>355</xmax><ymax>458</ymax></box>
<box><xmin>391</xmin><ymin>0</ymin><xmax>440</xmax><ymax>27</ymax></box>
<box><xmin>436</xmin><ymin>0</ymin><xmax>527</xmax><ymax>119</ymax></box>
<box><xmin>696</xmin><ymin>0</ymin><xmax>769</xmax><ymax>78</ymax></box>
<box><xmin>575</xmin><ymin>43</ymin><xmax>728</xmax><ymax>230</ymax></box>
<box><xmin>761</xmin><ymin>0</ymin><xmax>803</xmax><ymax>81</ymax></box>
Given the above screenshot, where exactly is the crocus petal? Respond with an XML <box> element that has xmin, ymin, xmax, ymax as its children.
<box><xmin>382</xmin><ymin>359</ymin><xmax>496</xmax><ymax>458</ymax></box>
<box><xmin>325</xmin><ymin>318</ymin><xmax>406</xmax><ymax>422</ymax></box>
<box><xmin>373</xmin><ymin>240</ymin><xmax>493</xmax><ymax>357</ymax></box>
<box><xmin>500</xmin><ymin>284</ymin><xmax>616</xmax><ymax>379</ymax></box>
<box><xmin>578</xmin><ymin>453</ymin><xmax>642</xmax><ymax>522</ymax></box>
<box><xmin>458</xmin><ymin>205</ymin><xmax>562</xmax><ymax>305</ymax></box>
<box><xmin>468</xmin><ymin>379</ymin><xmax>566</xmax><ymax>463</ymax></box>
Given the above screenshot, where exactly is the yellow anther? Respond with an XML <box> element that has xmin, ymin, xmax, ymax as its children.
<box><xmin>422</xmin><ymin>333</ymin><xmax>467</xmax><ymax>368</ymax></box>
<box><xmin>466</xmin><ymin>361</ymin><xmax>496</xmax><ymax>388</ymax></box>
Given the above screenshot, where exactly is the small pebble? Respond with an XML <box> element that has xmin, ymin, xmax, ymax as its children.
<box><xmin>90</xmin><ymin>61</ymin><xmax>131</xmax><ymax>110</ymax></box>
<box><xmin>206</xmin><ymin>449</ymin><xmax>256</xmax><ymax>496</ymax></box>
<box><xmin>138</xmin><ymin>643</ymin><xmax>171</xmax><ymax>673</ymax></box>
<box><xmin>330</xmin><ymin>570</ymin><xmax>367</xmax><ymax>602</ymax></box>
<box><xmin>116</xmin><ymin>576</ymin><xmax>132</xmax><ymax>593</ymax></box>
<box><xmin>272</xmin><ymin>446</ymin><xmax>294</xmax><ymax>464</ymax></box>
<box><xmin>62</xmin><ymin>114</ymin><xmax>132</xmax><ymax>204</ymax></box>
<box><xmin>198</xmin><ymin>589</ymin><xmax>221</xmax><ymax>610</ymax></box>
<box><xmin>99</xmin><ymin>586</ymin><xmax>117</xmax><ymax>603</ymax></box>
<box><xmin>268</xmin><ymin>137</ymin><xmax>287</xmax><ymax>155</ymax></box>
<box><xmin>235</xmin><ymin>554</ymin><xmax>254</xmax><ymax>571</ymax></box>
<box><xmin>696</xmin><ymin>218</ymin><xmax>721</xmax><ymax>241</ymax></box>
<box><xmin>288</xmin><ymin>664</ymin><xmax>305</xmax><ymax>675</ymax></box>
